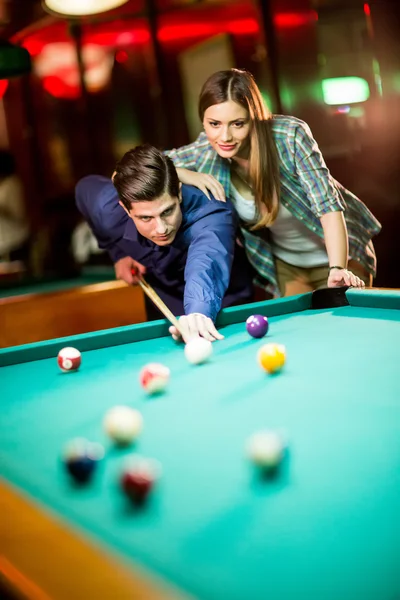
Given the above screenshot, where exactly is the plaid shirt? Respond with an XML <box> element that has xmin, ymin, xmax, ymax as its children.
<box><xmin>166</xmin><ymin>115</ymin><xmax>381</xmax><ymax>296</ymax></box>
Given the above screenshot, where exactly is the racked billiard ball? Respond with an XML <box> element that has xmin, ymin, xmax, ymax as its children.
<box><xmin>57</xmin><ymin>347</ymin><xmax>81</xmax><ymax>372</ymax></box>
<box><xmin>121</xmin><ymin>455</ymin><xmax>161</xmax><ymax>504</ymax></box>
<box><xmin>257</xmin><ymin>343</ymin><xmax>286</xmax><ymax>374</ymax></box>
<box><xmin>139</xmin><ymin>363</ymin><xmax>170</xmax><ymax>394</ymax></box>
<box><xmin>246</xmin><ymin>314</ymin><xmax>269</xmax><ymax>338</ymax></box>
<box><xmin>63</xmin><ymin>438</ymin><xmax>104</xmax><ymax>483</ymax></box>
<box><xmin>103</xmin><ymin>405</ymin><xmax>143</xmax><ymax>446</ymax></box>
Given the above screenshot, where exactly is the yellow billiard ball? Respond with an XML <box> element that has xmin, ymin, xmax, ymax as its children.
<box><xmin>257</xmin><ymin>343</ymin><xmax>286</xmax><ymax>374</ymax></box>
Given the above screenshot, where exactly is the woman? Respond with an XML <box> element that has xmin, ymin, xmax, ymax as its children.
<box><xmin>166</xmin><ymin>69</ymin><xmax>381</xmax><ymax>297</ymax></box>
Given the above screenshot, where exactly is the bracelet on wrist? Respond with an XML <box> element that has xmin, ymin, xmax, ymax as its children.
<box><xmin>329</xmin><ymin>265</ymin><xmax>346</xmax><ymax>271</ymax></box>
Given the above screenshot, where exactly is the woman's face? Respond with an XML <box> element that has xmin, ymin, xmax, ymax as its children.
<box><xmin>203</xmin><ymin>101</ymin><xmax>251</xmax><ymax>159</ymax></box>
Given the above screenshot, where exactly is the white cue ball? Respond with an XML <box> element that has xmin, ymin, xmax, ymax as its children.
<box><xmin>246</xmin><ymin>430</ymin><xmax>285</xmax><ymax>469</ymax></box>
<box><xmin>184</xmin><ymin>337</ymin><xmax>213</xmax><ymax>365</ymax></box>
<box><xmin>103</xmin><ymin>405</ymin><xmax>143</xmax><ymax>446</ymax></box>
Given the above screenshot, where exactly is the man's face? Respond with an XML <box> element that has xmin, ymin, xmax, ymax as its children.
<box><xmin>121</xmin><ymin>192</ymin><xmax>182</xmax><ymax>246</ymax></box>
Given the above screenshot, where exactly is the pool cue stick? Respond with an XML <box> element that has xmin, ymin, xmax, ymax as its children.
<box><xmin>132</xmin><ymin>270</ymin><xmax>187</xmax><ymax>341</ymax></box>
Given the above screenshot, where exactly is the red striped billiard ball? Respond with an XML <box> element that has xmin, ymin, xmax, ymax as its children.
<box><xmin>139</xmin><ymin>363</ymin><xmax>170</xmax><ymax>394</ymax></box>
<box><xmin>57</xmin><ymin>347</ymin><xmax>81</xmax><ymax>372</ymax></box>
<box><xmin>121</xmin><ymin>456</ymin><xmax>161</xmax><ymax>504</ymax></box>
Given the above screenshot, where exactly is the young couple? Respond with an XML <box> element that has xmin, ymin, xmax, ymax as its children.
<box><xmin>76</xmin><ymin>69</ymin><xmax>381</xmax><ymax>342</ymax></box>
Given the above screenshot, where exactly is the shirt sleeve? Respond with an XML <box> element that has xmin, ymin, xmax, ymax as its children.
<box><xmin>164</xmin><ymin>133</ymin><xmax>208</xmax><ymax>169</ymax></box>
<box><xmin>75</xmin><ymin>175</ymin><xmax>129</xmax><ymax>264</ymax></box>
<box><xmin>183</xmin><ymin>198</ymin><xmax>236</xmax><ymax>321</ymax></box>
<box><xmin>293</xmin><ymin>121</ymin><xmax>345</xmax><ymax>217</ymax></box>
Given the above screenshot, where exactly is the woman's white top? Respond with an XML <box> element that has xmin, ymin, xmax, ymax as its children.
<box><xmin>230</xmin><ymin>183</ymin><xmax>328</xmax><ymax>268</ymax></box>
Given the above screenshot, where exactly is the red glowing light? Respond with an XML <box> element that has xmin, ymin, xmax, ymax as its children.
<box><xmin>0</xmin><ymin>79</ymin><xmax>9</xmax><ymax>98</ymax></box>
<box><xmin>158</xmin><ymin>23</ymin><xmax>213</xmax><ymax>42</ymax></box>
<box><xmin>364</xmin><ymin>3</ymin><xmax>371</xmax><ymax>16</ymax></box>
<box><xmin>19</xmin><ymin>13</ymin><xmax>260</xmax><ymax>69</ymax></box>
<box><xmin>158</xmin><ymin>18</ymin><xmax>259</xmax><ymax>42</ymax></box>
<box><xmin>227</xmin><ymin>18</ymin><xmax>259</xmax><ymax>35</ymax></box>
<box><xmin>87</xmin><ymin>29</ymin><xmax>149</xmax><ymax>46</ymax></box>
<box><xmin>274</xmin><ymin>11</ymin><xmax>318</xmax><ymax>28</ymax></box>
<box><xmin>115</xmin><ymin>30</ymin><xmax>150</xmax><ymax>44</ymax></box>
<box><xmin>22</xmin><ymin>39</ymin><xmax>46</xmax><ymax>57</ymax></box>
<box><xmin>115</xmin><ymin>50</ymin><xmax>129</xmax><ymax>63</ymax></box>
<box><xmin>42</xmin><ymin>75</ymin><xmax>80</xmax><ymax>100</ymax></box>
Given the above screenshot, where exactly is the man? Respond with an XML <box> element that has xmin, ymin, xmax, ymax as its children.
<box><xmin>75</xmin><ymin>144</ymin><xmax>253</xmax><ymax>341</ymax></box>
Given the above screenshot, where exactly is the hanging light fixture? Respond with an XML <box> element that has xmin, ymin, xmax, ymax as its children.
<box><xmin>42</xmin><ymin>0</ymin><xmax>130</xmax><ymax>17</ymax></box>
<box><xmin>0</xmin><ymin>41</ymin><xmax>31</xmax><ymax>79</ymax></box>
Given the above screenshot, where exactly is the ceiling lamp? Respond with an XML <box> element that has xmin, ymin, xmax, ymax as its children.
<box><xmin>0</xmin><ymin>42</ymin><xmax>31</xmax><ymax>78</ymax></box>
<box><xmin>43</xmin><ymin>0</ymin><xmax>130</xmax><ymax>17</ymax></box>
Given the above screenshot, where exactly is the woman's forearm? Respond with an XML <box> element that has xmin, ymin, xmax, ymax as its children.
<box><xmin>176</xmin><ymin>168</ymin><xmax>192</xmax><ymax>184</ymax></box>
<box><xmin>320</xmin><ymin>210</ymin><xmax>348</xmax><ymax>268</ymax></box>
<box><xmin>175</xmin><ymin>169</ymin><xmax>226</xmax><ymax>202</ymax></box>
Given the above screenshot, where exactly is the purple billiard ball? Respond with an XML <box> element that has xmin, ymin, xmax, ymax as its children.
<box><xmin>246</xmin><ymin>314</ymin><xmax>269</xmax><ymax>338</ymax></box>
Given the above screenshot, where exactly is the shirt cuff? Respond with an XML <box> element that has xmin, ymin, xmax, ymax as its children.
<box><xmin>184</xmin><ymin>301</ymin><xmax>217</xmax><ymax>322</ymax></box>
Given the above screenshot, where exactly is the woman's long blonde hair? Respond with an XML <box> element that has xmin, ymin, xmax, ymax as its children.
<box><xmin>199</xmin><ymin>69</ymin><xmax>280</xmax><ymax>229</ymax></box>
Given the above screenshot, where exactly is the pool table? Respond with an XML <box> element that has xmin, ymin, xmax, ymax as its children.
<box><xmin>0</xmin><ymin>266</ymin><xmax>116</xmax><ymax>297</ymax></box>
<box><xmin>1</xmin><ymin>288</ymin><xmax>399</xmax><ymax>600</ymax></box>
<box><xmin>0</xmin><ymin>274</ymin><xmax>146</xmax><ymax>348</ymax></box>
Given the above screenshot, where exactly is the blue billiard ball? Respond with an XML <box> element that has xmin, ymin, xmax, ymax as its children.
<box><xmin>246</xmin><ymin>314</ymin><xmax>269</xmax><ymax>338</ymax></box>
<box><xmin>63</xmin><ymin>438</ymin><xmax>104</xmax><ymax>484</ymax></box>
<box><xmin>66</xmin><ymin>455</ymin><xmax>96</xmax><ymax>483</ymax></box>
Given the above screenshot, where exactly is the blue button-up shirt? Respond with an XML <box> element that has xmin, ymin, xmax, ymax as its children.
<box><xmin>75</xmin><ymin>176</ymin><xmax>253</xmax><ymax>320</ymax></box>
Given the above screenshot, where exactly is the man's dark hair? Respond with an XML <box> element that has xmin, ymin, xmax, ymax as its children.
<box><xmin>113</xmin><ymin>144</ymin><xmax>180</xmax><ymax>211</ymax></box>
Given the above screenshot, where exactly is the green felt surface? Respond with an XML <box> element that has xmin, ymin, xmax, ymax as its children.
<box><xmin>1</xmin><ymin>296</ymin><xmax>400</xmax><ymax>600</ymax></box>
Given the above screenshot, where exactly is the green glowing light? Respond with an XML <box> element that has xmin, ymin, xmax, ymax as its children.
<box><xmin>322</xmin><ymin>77</ymin><xmax>370</xmax><ymax>105</ymax></box>
<box><xmin>260</xmin><ymin>90</ymin><xmax>273</xmax><ymax>111</ymax></box>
